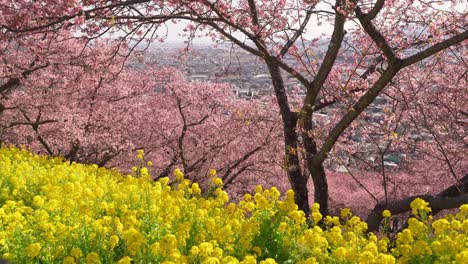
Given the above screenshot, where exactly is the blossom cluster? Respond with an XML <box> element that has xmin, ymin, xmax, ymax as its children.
<box><xmin>0</xmin><ymin>147</ymin><xmax>466</xmax><ymax>263</ymax></box>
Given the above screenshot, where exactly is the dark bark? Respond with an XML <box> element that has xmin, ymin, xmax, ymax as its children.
<box><xmin>265</xmin><ymin>57</ymin><xmax>311</xmax><ymax>217</ymax></box>
<box><xmin>0</xmin><ymin>78</ymin><xmax>20</xmax><ymax>95</ymax></box>
<box><xmin>309</xmin><ymin>163</ymin><xmax>329</xmax><ymax>216</ymax></box>
<box><xmin>95</xmin><ymin>150</ymin><xmax>121</xmax><ymax>167</ymax></box>
<box><xmin>224</xmin><ymin>163</ymin><xmax>254</xmax><ymax>187</ymax></box>
<box><xmin>366</xmin><ymin>0</ymin><xmax>386</xmax><ymax>20</ymax></box>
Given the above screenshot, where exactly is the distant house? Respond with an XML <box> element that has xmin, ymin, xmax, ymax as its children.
<box><xmin>189</xmin><ymin>74</ymin><xmax>209</xmax><ymax>81</ymax></box>
<box><xmin>252</xmin><ymin>74</ymin><xmax>271</xmax><ymax>79</ymax></box>
<box><xmin>233</xmin><ymin>87</ymin><xmax>258</xmax><ymax>100</ymax></box>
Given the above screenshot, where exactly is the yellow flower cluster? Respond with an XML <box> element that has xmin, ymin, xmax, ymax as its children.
<box><xmin>0</xmin><ymin>147</ymin><xmax>466</xmax><ymax>263</ymax></box>
<box><xmin>393</xmin><ymin>201</ymin><xmax>468</xmax><ymax>263</ymax></box>
<box><xmin>410</xmin><ymin>198</ymin><xmax>432</xmax><ymax>220</ymax></box>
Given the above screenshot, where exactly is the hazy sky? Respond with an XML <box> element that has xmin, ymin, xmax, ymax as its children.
<box><xmin>162</xmin><ymin>19</ymin><xmax>335</xmax><ymax>43</ymax></box>
<box><xmin>161</xmin><ymin>2</ymin><xmax>336</xmax><ymax>43</ymax></box>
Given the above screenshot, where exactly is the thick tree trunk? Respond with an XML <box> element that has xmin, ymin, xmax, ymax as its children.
<box><xmin>265</xmin><ymin>58</ymin><xmax>311</xmax><ymax>217</ymax></box>
<box><xmin>366</xmin><ymin>174</ymin><xmax>468</xmax><ymax>232</ymax></box>
<box><xmin>309</xmin><ymin>163</ymin><xmax>329</xmax><ymax>216</ymax></box>
<box><xmin>298</xmin><ymin>3</ymin><xmax>345</xmax><ymax>217</ymax></box>
<box><xmin>302</xmin><ymin>119</ymin><xmax>330</xmax><ymax>216</ymax></box>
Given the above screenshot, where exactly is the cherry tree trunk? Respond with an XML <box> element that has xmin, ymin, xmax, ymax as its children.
<box><xmin>265</xmin><ymin>58</ymin><xmax>311</xmax><ymax>217</ymax></box>
<box><xmin>309</xmin><ymin>163</ymin><xmax>329</xmax><ymax>217</ymax></box>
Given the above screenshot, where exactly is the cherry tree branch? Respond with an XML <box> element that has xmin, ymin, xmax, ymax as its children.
<box><xmin>224</xmin><ymin>163</ymin><xmax>255</xmax><ymax>187</ymax></box>
<box><xmin>366</xmin><ymin>0</ymin><xmax>386</xmax><ymax>20</ymax></box>
<box><xmin>6</xmin><ymin>119</ymin><xmax>58</xmax><ymax>128</ymax></box>
<box><xmin>19</xmin><ymin>109</ymin><xmax>55</xmax><ymax>156</ymax></box>
<box><xmin>175</xmin><ymin>95</ymin><xmax>189</xmax><ymax>171</ymax></box>
<box><xmin>279</xmin><ymin>5</ymin><xmax>315</xmax><ymax>57</ymax></box>
<box><xmin>314</xmin><ymin>62</ymin><xmax>402</xmax><ymax>165</ymax></box>
<box><xmin>95</xmin><ymin>149</ymin><xmax>122</xmax><ymax>167</ymax></box>
<box><xmin>354</xmin><ymin>5</ymin><xmax>397</xmax><ymax>62</ymax></box>
<box><xmin>402</xmin><ymin>30</ymin><xmax>468</xmax><ymax>67</ymax></box>
<box><xmin>307</xmin><ymin>0</ymin><xmax>346</xmax><ymax>101</ymax></box>
<box><xmin>247</xmin><ymin>0</ymin><xmax>260</xmax><ymax>27</ymax></box>
<box><xmin>220</xmin><ymin>145</ymin><xmax>263</xmax><ymax>182</ymax></box>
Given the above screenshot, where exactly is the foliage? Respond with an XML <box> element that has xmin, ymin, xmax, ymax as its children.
<box><xmin>0</xmin><ymin>147</ymin><xmax>466</xmax><ymax>263</ymax></box>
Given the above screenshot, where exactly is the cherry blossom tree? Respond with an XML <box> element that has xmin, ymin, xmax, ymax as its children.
<box><xmin>0</xmin><ymin>43</ymin><xmax>284</xmax><ymax>194</ymax></box>
<box><xmin>1</xmin><ymin>0</ymin><xmax>467</xmax><ymax>223</ymax></box>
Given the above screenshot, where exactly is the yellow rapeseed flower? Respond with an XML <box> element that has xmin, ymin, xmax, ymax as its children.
<box><xmin>240</xmin><ymin>255</ymin><xmax>257</xmax><ymax>264</ymax></box>
<box><xmin>312</xmin><ymin>203</ymin><xmax>320</xmax><ymax>213</ymax></box>
<box><xmin>174</xmin><ymin>168</ymin><xmax>184</xmax><ymax>181</ymax></box>
<box><xmin>140</xmin><ymin>167</ymin><xmax>149</xmax><ymax>177</ymax></box>
<box><xmin>25</xmin><ymin>243</ymin><xmax>41</xmax><ymax>258</ymax></box>
<box><xmin>252</xmin><ymin>246</ymin><xmax>262</xmax><ymax>256</ymax></box>
<box><xmin>278</xmin><ymin>222</ymin><xmax>288</xmax><ymax>233</ymax></box>
<box><xmin>376</xmin><ymin>253</ymin><xmax>395</xmax><ymax>264</ymax></box>
<box><xmin>160</xmin><ymin>234</ymin><xmax>178</xmax><ymax>256</ymax></box>
<box><xmin>312</xmin><ymin>212</ymin><xmax>322</xmax><ymax>224</ymax></box>
<box><xmin>199</xmin><ymin>242</ymin><xmax>214</xmax><ymax>257</ymax></box>
<box><xmin>137</xmin><ymin>149</ymin><xmax>144</xmax><ymax>160</ymax></box>
<box><xmin>411</xmin><ymin>240</ymin><xmax>432</xmax><ymax>256</ymax></box>
<box><xmin>382</xmin><ymin>210</ymin><xmax>391</xmax><ymax>218</ymax></box>
<box><xmin>410</xmin><ymin>198</ymin><xmax>431</xmax><ymax>217</ymax></box>
<box><xmin>123</xmin><ymin>228</ymin><xmax>147</xmax><ymax>256</ymax></box>
<box><xmin>289</xmin><ymin>210</ymin><xmax>306</xmax><ymax>225</ymax></box>
<box><xmin>109</xmin><ymin>235</ymin><xmax>120</xmax><ymax>250</ymax></box>
<box><xmin>191</xmin><ymin>183</ymin><xmax>202</xmax><ymax>195</ymax></box>
<box><xmin>340</xmin><ymin>208</ymin><xmax>352</xmax><ymax>219</ymax></box>
<box><xmin>333</xmin><ymin>247</ymin><xmax>347</xmax><ymax>261</ymax></box>
<box><xmin>117</xmin><ymin>256</ymin><xmax>133</xmax><ymax>264</ymax></box>
<box><xmin>209</xmin><ymin>169</ymin><xmax>217</xmax><ymax>177</ymax></box>
<box><xmin>70</xmin><ymin>248</ymin><xmax>83</xmax><ymax>258</ymax></box>
<box><xmin>397</xmin><ymin>229</ymin><xmax>414</xmax><ymax>245</ymax></box>
<box><xmin>279</xmin><ymin>190</ymin><xmax>297</xmax><ymax>212</ymax></box>
<box><xmin>269</xmin><ymin>187</ymin><xmax>281</xmax><ymax>200</ymax></box>
<box><xmin>460</xmin><ymin>204</ymin><xmax>468</xmax><ymax>214</ymax></box>
<box><xmin>408</xmin><ymin>218</ymin><xmax>427</xmax><ymax>237</ymax></box>
<box><xmin>203</xmin><ymin>257</ymin><xmax>221</xmax><ymax>264</ymax></box>
<box><xmin>159</xmin><ymin>176</ymin><xmax>170</xmax><ymax>185</ymax></box>
<box><xmin>32</xmin><ymin>195</ymin><xmax>45</xmax><ymax>207</ymax></box>
<box><xmin>63</xmin><ymin>256</ymin><xmax>75</xmax><ymax>264</ymax></box>
<box><xmin>432</xmin><ymin>218</ymin><xmax>450</xmax><ymax>236</ymax></box>
<box><xmin>212</xmin><ymin>177</ymin><xmax>223</xmax><ymax>187</ymax></box>
<box><xmin>255</xmin><ymin>185</ymin><xmax>263</xmax><ymax>193</ymax></box>
<box><xmin>254</xmin><ymin>193</ymin><xmax>269</xmax><ymax>209</ymax></box>
<box><xmin>455</xmin><ymin>249</ymin><xmax>468</xmax><ymax>263</ymax></box>
<box><xmin>86</xmin><ymin>252</ymin><xmax>101</xmax><ymax>264</ymax></box>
